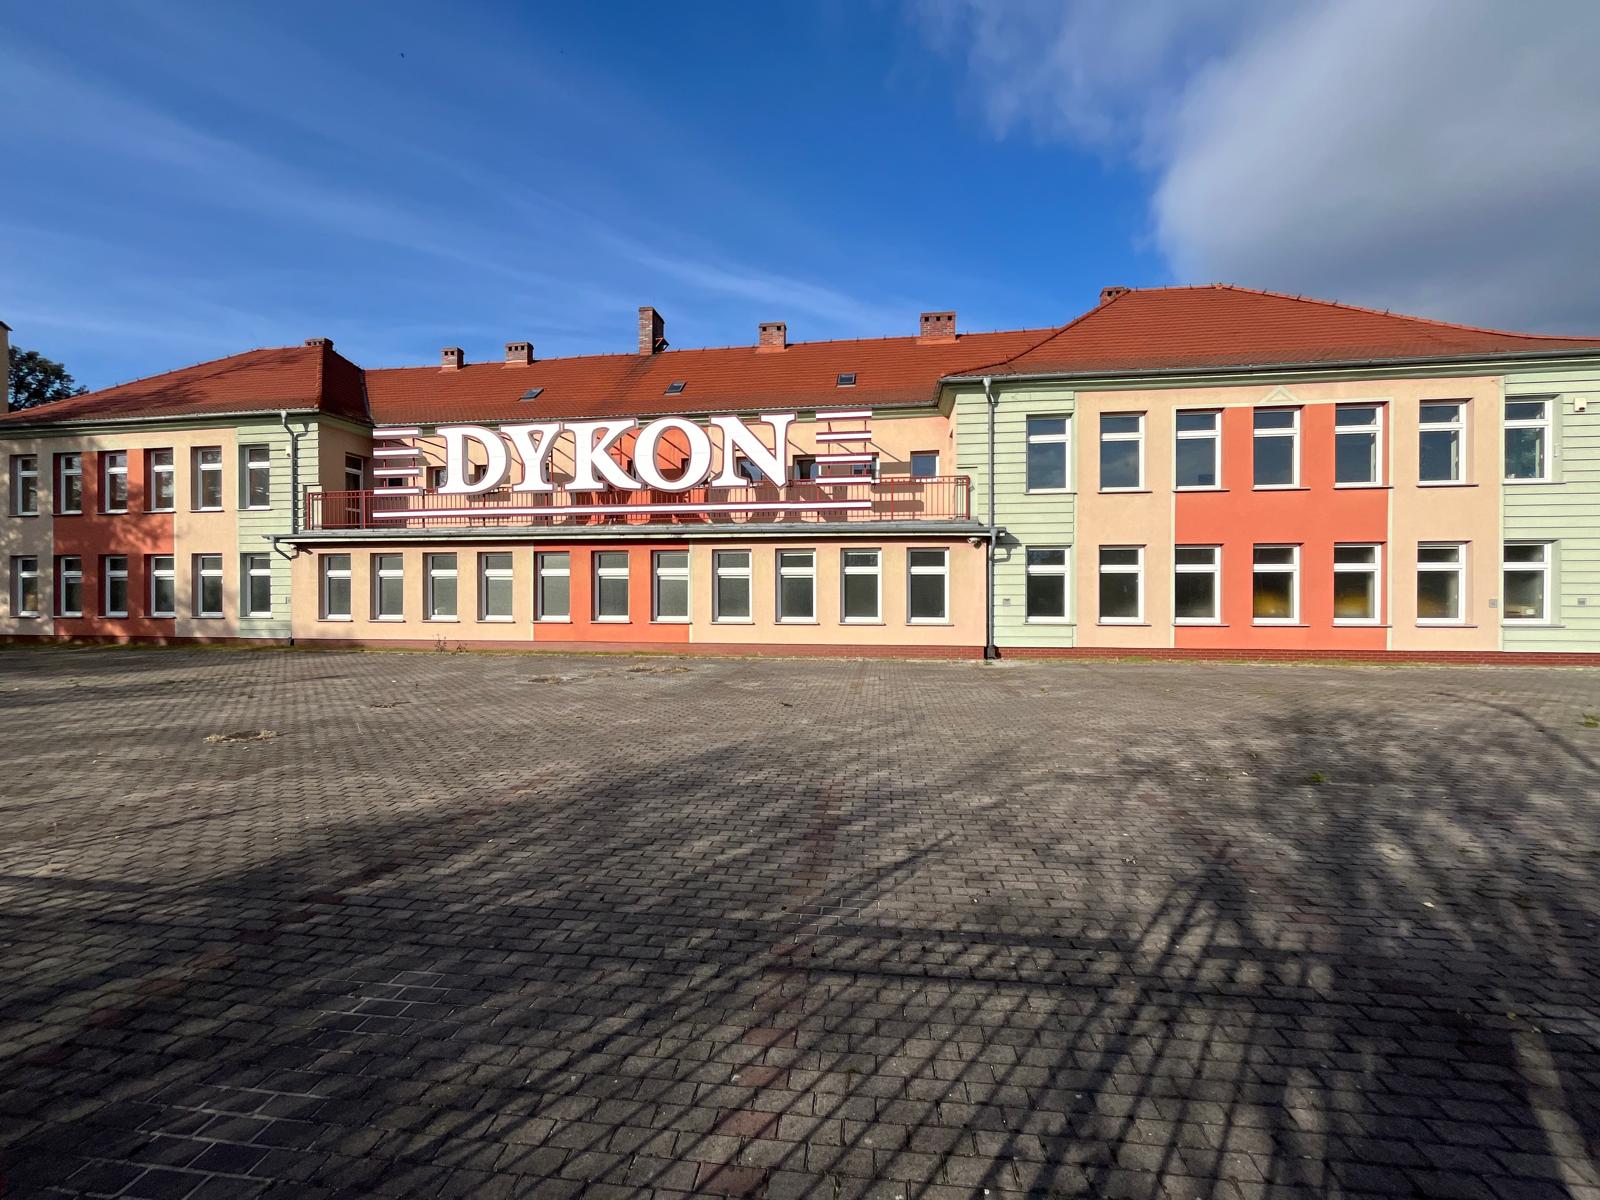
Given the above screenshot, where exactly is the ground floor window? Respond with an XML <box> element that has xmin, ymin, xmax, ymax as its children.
<box><xmin>1417</xmin><ymin>543</ymin><xmax>1465</xmax><ymax>624</ymax></box>
<box><xmin>243</xmin><ymin>554</ymin><xmax>272</xmax><ymax>618</ymax></box>
<box><xmin>1097</xmin><ymin>546</ymin><xmax>1142</xmax><ymax>624</ymax></box>
<box><xmin>776</xmin><ymin>550</ymin><xmax>815</xmax><ymax>622</ymax></box>
<box><xmin>1503</xmin><ymin>542</ymin><xmax>1552</xmax><ymax>623</ymax></box>
<box><xmin>149</xmin><ymin>555</ymin><xmax>175</xmax><ymax>618</ymax></box>
<box><xmin>479</xmin><ymin>552</ymin><xmax>514</xmax><ymax>621</ymax></box>
<box><xmin>653</xmin><ymin>550</ymin><xmax>689</xmax><ymax>622</ymax></box>
<box><xmin>56</xmin><ymin>556</ymin><xmax>83</xmax><ymax>617</ymax></box>
<box><xmin>841</xmin><ymin>548</ymin><xmax>880</xmax><ymax>623</ymax></box>
<box><xmin>1173</xmin><ymin>546</ymin><xmax>1219</xmax><ymax>624</ymax></box>
<box><xmin>320</xmin><ymin>553</ymin><xmax>351</xmax><ymax>620</ymax></box>
<box><xmin>1252</xmin><ymin>545</ymin><xmax>1298</xmax><ymax>624</ymax></box>
<box><xmin>536</xmin><ymin>552</ymin><xmax>570</xmax><ymax>621</ymax></box>
<box><xmin>102</xmin><ymin>555</ymin><xmax>129</xmax><ymax>618</ymax></box>
<box><xmin>373</xmin><ymin>554</ymin><xmax>404</xmax><ymax>620</ymax></box>
<box><xmin>194</xmin><ymin>554</ymin><xmax>224</xmax><ymax>618</ymax></box>
<box><xmin>713</xmin><ymin>550</ymin><xmax>751</xmax><ymax>622</ymax></box>
<box><xmin>1332</xmin><ymin>544</ymin><xmax>1380</xmax><ymax>624</ymax></box>
<box><xmin>425</xmin><ymin>553</ymin><xmax>457</xmax><ymax>620</ymax></box>
<box><xmin>12</xmin><ymin>556</ymin><xmax>40</xmax><ymax>618</ymax></box>
<box><xmin>907</xmin><ymin>548</ymin><xmax>949</xmax><ymax>622</ymax></box>
<box><xmin>1025</xmin><ymin>547</ymin><xmax>1069</xmax><ymax>622</ymax></box>
<box><xmin>594</xmin><ymin>551</ymin><xmax>629</xmax><ymax>621</ymax></box>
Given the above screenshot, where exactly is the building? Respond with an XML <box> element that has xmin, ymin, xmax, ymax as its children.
<box><xmin>4</xmin><ymin>287</ymin><xmax>1600</xmax><ymax>662</ymax></box>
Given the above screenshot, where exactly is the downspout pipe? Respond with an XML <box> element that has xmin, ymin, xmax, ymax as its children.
<box><xmin>280</xmin><ymin>409</ymin><xmax>302</xmax><ymax>537</ymax></box>
<box><xmin>983</xmin><ymin>375</ymin><xmax>999</xmax><ymax>661</ymax></box>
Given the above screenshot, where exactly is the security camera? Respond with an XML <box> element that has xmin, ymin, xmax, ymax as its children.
<box><xmin>966</xmin><ymin>535</ymin><xmax>986</xmax><ymax>547</ymax></box>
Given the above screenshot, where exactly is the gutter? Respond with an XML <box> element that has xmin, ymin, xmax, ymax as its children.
<box><xmin>0</xmin><ymin>404</ymin><xmax>327</xmax><ymax>432</ymax></box>
<box><xmin>983</xmin><ymin>374</ymin><xmax>999</xmax><ymax>662</ymax></box>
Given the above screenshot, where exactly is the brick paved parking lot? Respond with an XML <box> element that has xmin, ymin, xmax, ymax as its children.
<box><xmin>2</xmin><ymin>647</ymin><xmax>1599</xmax><ymax>1200</ymax></box>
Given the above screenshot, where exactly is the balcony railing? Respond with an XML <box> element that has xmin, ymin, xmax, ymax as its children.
<box><xmin>304</xmin><ymin>476</ymin><xmax>973</xmax><ymax>532</ymax></box>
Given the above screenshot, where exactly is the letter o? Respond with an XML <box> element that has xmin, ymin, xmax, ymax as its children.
<box><xmin>633</xmin><ymin>418</ymin><xmax>712</xmax><ymax>492</ymax></box>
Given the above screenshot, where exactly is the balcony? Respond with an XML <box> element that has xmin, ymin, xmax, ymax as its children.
<box><xmin>304</xmin><ymin>476</ymin><xmax>974</xmax><ymax>532</ymax></box>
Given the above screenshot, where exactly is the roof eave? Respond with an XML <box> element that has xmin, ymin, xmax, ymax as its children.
<box><xmin>0</xmin><ymin>404</ymin><xmax>327</xmax><ymax>432</ymax></box>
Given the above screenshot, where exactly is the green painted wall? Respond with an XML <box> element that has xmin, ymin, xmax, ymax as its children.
<box><xmin>953</xmin><ymin>382</ymin><xmax>1077</xmax><ymax>647</ymax></box>
<box><xmin>234</xmin><ymin>416</ymin><xmax>323</xmax><ymax>639</ymax></box>
<box><xmin>1503</xmin><ymin>369</ymin><xmax>1600</xmax><ymax>651</ymax></box>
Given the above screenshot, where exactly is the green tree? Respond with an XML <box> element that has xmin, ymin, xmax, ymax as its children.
<box><xmin>8</xmin><ymin>345</ymin><xmax>88</xmax><ymax>411</ymax></box>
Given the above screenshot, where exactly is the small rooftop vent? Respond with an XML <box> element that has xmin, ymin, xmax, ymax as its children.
<box><xmin>664</xmin><ymin>380</ymin><xmax>686</xmax><ymax>395</ymax></box>
<box><xmin>836</xmin><ymin>372</ymin><xmax>857</xmax><ymax>387</ymax></box>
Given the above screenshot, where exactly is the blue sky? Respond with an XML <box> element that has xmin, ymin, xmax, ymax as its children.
<box><xmin>4</xmin><ymin>2</ymin><xmax>1598</xmax><ymax>392</ymax></box>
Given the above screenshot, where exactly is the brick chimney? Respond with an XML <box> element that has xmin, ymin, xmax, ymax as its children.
<box><xmin>504</xmin><ymin>341</ymin><xmax>533</xmax><ymax>366</ymax></box>
<box><xmin>918</xmin><ymin>311</ymin><xmax>956</xmax><ymax>343</ymax></box>
<box><xmin>757</xmin><ymin>321</ymin><xmax>787</xmax><ymax>352</ymax></box>
<box><xmin>1100</xmin><ymin>286</ymin><xmax>1131</xmax><ymax>304</ymax></box>
<box><xmin>638</xmin><ymin>306</ymin><xmax>666</xmax><ymax>355</ymax></box>
<box><xmin>303</xmin><ymin>337</ymin><xmax>332</xmax><ymax>349</ymax></box>
<box><xmin>441</xmin><ymin>347</ymin><xmax>465</xmax><ymax>370</ymax></box>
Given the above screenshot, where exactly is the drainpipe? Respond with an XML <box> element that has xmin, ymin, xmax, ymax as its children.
<box><xmin>279</xmin><ymin>410</ymin><xmax>303</xmax><ymax>536</ymax></box>
<box><xmin>983</xmin><ymin>375</ymin><xmax>999</xmax><ymax>661</ymax></box>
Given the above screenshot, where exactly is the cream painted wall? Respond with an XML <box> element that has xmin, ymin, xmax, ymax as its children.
<box><xmin>0</xmin><ymin>435</ymin><xmax>53</xmax><ymax>635</ymax></box>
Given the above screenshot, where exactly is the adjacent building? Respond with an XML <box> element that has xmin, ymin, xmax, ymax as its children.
<box><xmin>5</xmin><ymin>287</ymin><xmax>1600</xmax><ymax>662</ymax></box>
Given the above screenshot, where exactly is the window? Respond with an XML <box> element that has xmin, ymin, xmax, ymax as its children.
<box><xmin>1024</xmin><ymin>547</ymin><xmax>1070</xmax><ymax>622</ymax></box>
<box><xmin>11</xmin><ymin>556</ymin><xmax>40</xmax><ymax>618</ymax></box>
<box><xmin>193</xmin><ymin>447</ymin><xmax>223</xmax><ymax>510</ymax></box>
<box><xmin>479</xmin><ymin>553</ymin><xmax>514</xmax><ymax>621</ymax></box>
<box><xmin>56</xmin><ymin>556</ymin><xmax>83</xmax><ymax>617</ymax></box>
<box><xmin>321</xmin><ymin>554</ymin><xmax>352</xmax><ymax>620</ymax></box>
<box><xmin>241</xmin><ymin>445</ymin><xmax>271</xmax><ymax>509</ymax></box>
<box><xmin>373</xmin><ymin>554</ymin><xmax>404</xmax><ymax>620</ymax></box>
<box><xmin>56</xmin><ymin>453</ymin><xmax>83</xmax><ymax>514</ymax></box>
<box><xmin>344</xmin><ymin>454</ymin><xmax>366</xmax><ymax>493</ymax></box>
<box><xmin>1253</xmin><ymin>409</ymin><xmax>1298</xmax><ymax>487</ymax></box>
<box><xmin>907</xmin><ymin>548</ymin><xmax>949</xmax><ymax>623</ymax></box>
<box><xmin>101</xmin><ymin>451</ymin><xmax>129</xmax><ymax>513</ymax></box>
<box><xmin>664</xmin><ymin>380</ymin><xmax>687</xmax><ymax>395</ymax></box>
<box><xmin>102</xmin><ymin>555</ymin><xmax>129</xmax><ymax>617</ymax></box>
<box><xmin>792</xmin><ymin>456</ymin><xmax>820</xmax><ymax>481</ymax></box>
<box><xmin>840</xmin><ymin>548</ymin><xmax>881</xmax><ymax>623</ymax></box>
<box><xmin>1334</xmin><ymin>405</ymin><xmax>1383</xmax><ymax>485</ymax></box>
<box><xmin>1505</xmin><ymin>398</ymin><xmax>1552</xmax><ymax>481</ymax></box>
<box><xmin>1025</xmin><ymin>416</ymin><xmax>1070</xmax><ymax>492</ymax></box>
<box><xmin>149</xmin><ymin>556</ymin><xmax>176</xmax><ymax>618</ymax></box>
<box><xmin>1099</xmin><ymin>413</ymin><xmax>1144</xmax><ymax>490</ymax></box>
<box><xmin>1097</xmin><ymin>546</ymin><xmax>1143</xmax><ymax>623</ymax></box>
<box><xmin>243</xmin><ymin>554</ymin><xmax>272</xmax><ymax>617</ymax></box>
<box><xmin>1417</xmin><ymin>544</ymin><xmax>1465</xmax><ymax>624</ymax></box>
<box><xmin>712</xmin><ymin>550</ymin><xmax>751</xmax><ymax>622</ymax></box>
<box><xmin>147</xmin><ymin>449</ymin><xmax>175</xmax><ymax>511</ymax></box>
<box><xmin>428</xmin><ymin>465</ymin><xmax>447</xmax><ymax>490</ymax></box>
<box><xmin>194</xmin><ymin>554</ymin><xmax>223</xmax><ymax>618</ymax></box>
<box><xmin>1503</xmin><ymin>543</ymin><xmax>1552</xmax><ymax>623</ymax></box>
<box><xmin>776</xmin><ymin>550</ymin><xmax>815</xmax><ymax>622</ymax></box>
<box><xmin>1332</xmin><ymin>544</ymin><xmax>1381</xmax><ymax>624</ymax></box>
<box><xmin>1252</xmin><ymin>546</ymin><xmax>1299</xmax><ymax>623</ymax></box>
<box><xmin>836</xmin><ymin>372</ymin><xmax>856</xmax><ymax>387</ymax></box>
<box><xmin>10</xmin><ymin>455</ymin><xmax>38</xmax><ymax>515</ymax></box>
<box><xmin>1174</xmin><ymin>546</ymin><xmax>1221</xmax><ymax>624</ymax></box>
<box><xmin>593</xmin><ymin>551</ymin><xmax>629</xmax><ymax>621</ymax></box>
<box><xmin>535</xmin><ymin>552</ymin><xmax>570</xmax><ymax>621</ymax></box>
<box><xmin>653</xmin><ymin>550</ymin><xmax>690</xmax><ymax>622</ymax></box>
<box><xmin>909</xmin><ymin>451</ymin><xmax>939</xmax><ymax>479</ymax></box>
<box><xmin>425</xmin><ymin>553</ymin><xmax>457</xmax><ymax>620</ymax></box>
<box><xmin>1175</xmin><ymin>412</ymin><xmax>1220</xmax><ymax>489</ymax></box>
<box><xmin>1419</xmin><ymin>402</ymin><xmax>1465</xmax><ymax>483</ymax></box>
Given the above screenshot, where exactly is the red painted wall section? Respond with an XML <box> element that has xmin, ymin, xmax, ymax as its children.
<box><xmin>532</xmin><ymin>544</ymin><xmax>691</xmax><ymax>645</ymax></box>
<box><xmin>1174</xmin><ymin>404</ymin><xmax>1389</xmax><ymax>652</ymax></box>
<box><xmin>53</xmin><ymin>450</ymin><xmax>176</xmax><ymax>639</ymax></box>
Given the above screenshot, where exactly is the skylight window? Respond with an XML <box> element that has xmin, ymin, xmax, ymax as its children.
<box><xmin>665</xmin><ymin>381</ymin><xmax>687</xmax><ymax>395</ymax></box>
<box><xmin>836</xmin><ymin>372</ymin><xmax>857</xmax><ymax>387</ymax></box>
<box><xmin>519</xmin><ymin>387</ymin><xmax>544</xmax><ymax>402</ymax></box>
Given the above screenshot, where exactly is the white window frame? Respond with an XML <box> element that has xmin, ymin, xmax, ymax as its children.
<box><xmin>1252</xmin><ymin>408</ymin><xmax>1300</xmax><ymax>489</ymax></box>
<box><xmin>242</xmin><ymin>553</ymin><xmax>273</xmax><ymax>618</ymax></box>
<box><xmin>320</xmin><ymin>553</ymin><xmax>352</xmax><ymax>621</ymax></box>
<box><xmin>241</xmin><ymin>445</ymin><xmax>272</xmax><ymax>510</ymax></box>
<box><xmin>712</xmin><ymin>549</ymin><xmax>752</xmax><ymax>623</ymax></box>
<box><xmin>56</xmin><ymin>453</ymin><xmax>83</xmax><ymax>515</ymax></box>
<box><xmin>56</xmin><ymin>555</ymin><xmax>83</xmax><ymax>617</ymax></box>
<box><xmin>1332</xmin><ymin>543</ymin><xmax>1382</xmax><ymax>626</ymax></box>
<box><xmin>476</xmin><ymin>552</ymin><xmax>515</xmax><ymax>623</ymax></box>
<box><xmin>593</xmin><ymin>551</ymin><xmax>630</xmax><ymax>623</ymax></box>
<box><xmin>776</xmin><ymin>549</ymin><xmax>817</xmax><ymax>624</ymax></box>
<box><xmin>1502</xmin><ymin>541</ymin><xmax>1553</xmax><ymax>624</ymax></box>
<box><xmin>1418</xmin><ymin>402</ymin><xmax>1466</xmax><ymax>485</ymax></box>
<box><xmin>424</xmin><ymin>553</ymin><xmax>458</xmax><ymax>621</ymax></box>
<box><xmin>1096</xmin><ymin>546</ymin><xmax>1144</xmax><ymax>625</ymax></box>
<box><xmin>1024</xmin><ymin>546</ymin><xmax>1071</xmax><ymax>624</ymax></box>
<box><xmin>12</xmin><ymin>556</ymin><xmax>41</xmax><ymax>618</ymax></box>
<box><xmin>1098</xmin><ymin>412</ymin><xmax>1145</xmax><ymax>492</ymax></box>
<box><xmin>194</xmin><ymin>554</ymin><xmax>224</xmax><ymax>619</ymax></box>
<box><xmin>344</xmin><ymin>454</ymin><xmax>366</xmax><ymax>493</ymax></box>
<box><xmin>149</xmin><ymin>555</ymin><xmax>176</xmax><ymax>619</ymax></box>
<box><xmin>908</xmin><ymin>451</ymin><xmax>939</xmax><ymax>479</ymax></box>
<box><xmin>1251</xmin><ymin>544</ymin><xmax>1300</xmax><ymax>625</ymax></box>
<box><xmin>1416</xmin><ymin>543</ymin><xmax>1466</xmax><ymax>626</ymax></box>
<box><xmin>101</xmin><ymin>451</ymin><xmax>129</xmax><ymax>514</ymax></box>
<box><xmin>1024</xmin><ymin>415</ymin><xmax>1071</xmax><ymax>493</ymax></box>
<box><xmin>193</xmin><ymin>447</ymin><xmax>224</xmax><ymax>511</ymax></box>
<box><xmin>372</xmin><ymin>553</ymin><xmax>405</xmax><ymax>621</ymax></box>
<box><xmin>1174</xmin><ymin>411</ymin><xmax>1222</xmax><ymax>491</ymax></box>
<box><xmin>839</xmin><ymin>548</ymin><xmax>882</xmax><ymax>624</ymax></box>
<box><xmin>1173</xmin><ymin>545</ymin><xmax>1221</xmax><ymax>626</ymax></box>
<box><xmin>651</xmin><ymin>550</ymin><xmax>691</xmax><ymax>623</ymax></box>
<box><xmin>147</xmin><ymin>449</ymin><xmax>175</xmax><ymax>512</ymax></box>
<box><xmin>11</xmin><ymin>455</ymin><xmax>39</xmax><ymax>516</ymax></box>
<box><xmin>1504</xmin><ymin>397</ymin><xmax>1553</xmax><ymax>483</ymax></box>
<box><xmin>535</xmin><ymin>551</ymin><xmax>571</xmax><ymax>622</ymax></box>
<box><xmin>1334</xmin><ymin>404</ymin><xmax>1385</xmax><ymax>487</ymax></box>
<box><xmin>102</xmin><ymin>555</ymin><xmax>130</xmax><ymax>618</ymax></box>
<box><xmin>906</xmin><ymin>548</ymin><xmax>950</xmax><ymax>624</ymax></box>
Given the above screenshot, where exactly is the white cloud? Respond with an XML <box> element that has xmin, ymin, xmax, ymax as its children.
<box><xmin>914</xmin><ymin>0</ymin><xmax>1600</xmax><ymax>332</ymax></box>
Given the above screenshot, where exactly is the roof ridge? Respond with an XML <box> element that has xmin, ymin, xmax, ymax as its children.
<box><xmin>1207</xmin><ymin>283</ymin><xmax>1600</xmax><ymax>343</ymax></box>
<box><xmin>951</xmin><ymin>295</ymin><xmax>1130</xmax><ymax>377</ymax></box>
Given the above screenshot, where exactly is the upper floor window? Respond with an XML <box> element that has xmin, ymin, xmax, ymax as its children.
<box><xmin>241</xmin><ymin>445</ymin><xmax>271</xmax><ymax>509</ymax></box>
<box><xmin>1099</xmin><ymin>413</ymin><xmax>1144</xmax><ymax>491</ymax></box>
<box><xmin>10</xmin><ymin>455</ymin><xmax>38</xmax><ymax>515</ymax></box>
<box><xmin>1174</xmin><ymin>411</ymin><xmax>1220</xmax><ymax>489</ymax></box>
<box><xmin>1253</xmin><ymin>409</ymin><xmax>1298</xmax><ymax>488</ymax></box>
<box><xmin>1334</xmin><ymin>405</ymin><xmax>1383</xmax><ymax>486</ymax></box>
<box><xmin>344</xmin><ymin>454</ymin><xmax>366</xmax><ymax>493</ymax></box>
<box><xmin>1418</xmin><ymin>402</ymin><xmax>1464</xmax><ymax>483</ymax></box>
<box><xmin>193</xmin><ymin>447</ymin><xmax>223</xmax><ymax>510</ymax></box>
<box><xmin>56</xmin><ymin>453</ymin><xmax>83</xmax><ymax>514</ymax></box>
<box><xmin>909</xmin><ymin>451</ymin><xmax>939</xmax><ymax>479</ymax></box>
<box><xmin>147</xmin><ymin>449</ymin><xmax>175</xmax><ymax>511</ymax></box>
<box><xmin>1025</xmin><ymin>416</ymin><xmax>1069</xmax><ymax>492</ymax></box>
<box><xmin>101</xmin><ymin>451</ymin><xmax>129</xmax><ymax>513</ymax></box>
<box><xmin>1505</xmin><ymin>398</ymin><xmax>1552</xmax><ymax>481</ymax></box>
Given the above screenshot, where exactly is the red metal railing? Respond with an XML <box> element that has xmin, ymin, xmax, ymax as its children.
<box><xmin>304</xmin><ymin>476</ymin><xmax>972</xmax><ymax>531</ymax></box>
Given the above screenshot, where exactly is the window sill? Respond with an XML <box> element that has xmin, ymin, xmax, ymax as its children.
<box><xmin>908</xmin><ymin>619</ymin><xmax>952</xmax><ymax>626</ymax></box>
<box><xmin>240</xmin><ymin>614</ymin><xmax>275</xmax><ymax>621</ymax></box>
<box><xmin>1098</xmin><ymin>488</ymin><xmax>1151</xmax><ymax>495</ymax></box>
<box><xmin>1332</xmin><ymin>621</ymin><xmax>1386</xmax><ymax>627</ymax></box>
<box><xmin>423</xmin><ymin>617</ymin><xmax>460</xmax><ymax>623</ymax></box>
<box><xmin>1417</xmin><ymin>481</ymin><xmax>1477</xmax><ymax>489</ymax></box>
<box><xmin>841</xmin><ymin>619</ymin><xmax>885</xmax><ymax>626</ymax></box>
<box><xmin>1174</xmin><ymin>486</ymin><xmax>1227</xmax><ymax>493</ymax></box>
<box><xmin>192</xmin><ymin>615</ymin><xmax>225</xmax><ymax>621</ymax></box>
<box><xmin>777</xmin><ymin>619</ymin><xmax>819</xmax><ymax>626</ymax></box>
<box><xmin>1417</xmin><ymin>621</ymin><xmax>1476</xmax><ymax>628</ymax></box>
<box><xmin>1252</xmin><ymin>485</ymin><xmax>1308</xmax><ymax>492</ymax></box>
<box><xmin>1025</xmin><ymin>617</ymin><xmax>1073</xmax><ymax>625</ymax></box>
<box><xmin>242</xmin><ymin>506</ymin><xmax>272</xmax><ymax>513</ymax></box>
<box><xmin>479</xmin><ymin>617</ymin><xmax>515</xmax><ymax>624</ymax></box>
<box><xmin>320</xmin><ymin>616</ymin><xmax>354</xmax><ymax>623</ymax></box>
<box><xmin>1504</xmin><ymin>478</ymin><xmax>1555</xmax><ymax>486</ymax></box>
<box><xmin>101</xmin><ymin>510</ymin><xmax>129</xmax><ymax>516</ymax></box>
<box><xmin>192</xmin><ymin>508</ymin><xmax>225</xmax><ymax>514</ymax></box>
<box><xmin>147</xmin><ymin>507</ymin><xmax>176</xmax><ymax>514</ymax></box>
<box><xmin>1252</xmin><ymin>621</ymin><xmax>1308</xmax><ymax>627</ymax></box>
<box><xmin>1503</xmin><ymin>621</ymin><xmax>1562</xmax><ymax>628</ymax></box>
<box><xmin>652</xmin><ymin>618</ymin><xmax>692</xmax><ymax>625</ymax></box>
<box><xmin>593</xmin><ymin>617</ymin><xmax>631</xmax><ymax>624</ymax></box>
<box><xmin>12</xmin><ymin>512</ymin><xmax>41</xmax><ymax>519</ymax></box>
<box><xmin>1098</xmin><ymin>620</ymin><xmax>1148</xmax><ymax>627</ymax></box>
<box><xmin>1024</xmin><ymin>488</ymin><xmax>1074</xmax><ymax>496</ymax></box>
<box><xmin>1333</xmin><ymin>483</ymin><xmax>1390</xmax><ymax>490</ymax></box>
<box><xmin>1174</xmin><ymin>620</ymin><xmax>1226</xmax><ymax>627</ymax></box>
<box><xmin>711</xmin><ymin>618</ymin><xmax>754</xmax><ymax>625</ymax></box>
<box><xmin>535</xmin><ymin>617</ymin><xmax>572</xmax><ymax>624</ymax></box>
<box><xmin>374</xmin><ymin>615</ymin><xmax>406</xmax><ymax>622</ymax></box>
